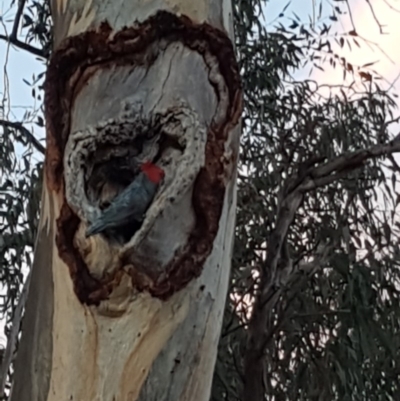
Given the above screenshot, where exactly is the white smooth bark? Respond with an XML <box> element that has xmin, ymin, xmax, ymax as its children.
<box><xmin>11</xmin><ymin>2</ymin><xmax>241</xmax><ymax>400</ymax></box>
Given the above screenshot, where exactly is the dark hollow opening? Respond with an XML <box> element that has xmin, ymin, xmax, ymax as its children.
<box><xmin>83</xmin><ymin>124</ymin><xmax>185</xmax><ymax>244</ymax></box>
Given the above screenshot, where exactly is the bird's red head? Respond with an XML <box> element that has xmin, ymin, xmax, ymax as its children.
<box><xmin>141</xmin><ymin>162</ymin><xmax>165</xmax><ymax>184</ymax></box>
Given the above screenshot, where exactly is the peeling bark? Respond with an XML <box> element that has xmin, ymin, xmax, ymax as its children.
<box><xmin>11</xmin><ymin>3</ymin><xmax>241</xmax><ymax>401</ymax></box>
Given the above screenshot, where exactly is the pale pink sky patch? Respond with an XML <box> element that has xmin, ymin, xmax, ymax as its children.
<box><xmin>312</xmin><ymin>0</ymin><xmax>400</xmax><ymax>91</ymax></box>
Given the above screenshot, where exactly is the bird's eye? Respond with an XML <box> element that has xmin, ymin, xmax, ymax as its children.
<box><xmin>100</xmin><ymin>201</ymin><xmax>111</xmax><ymax>210</ymax></box>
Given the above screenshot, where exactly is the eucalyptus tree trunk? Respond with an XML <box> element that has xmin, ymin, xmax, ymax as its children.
<box><xmin>10</xmin><ymin>1</ymin><xmax>242</xmax><ymax>400</ymax></box>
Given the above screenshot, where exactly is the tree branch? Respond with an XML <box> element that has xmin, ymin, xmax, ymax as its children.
<box><xmin>10</xmin><ymin>0</ymin><xmax>27</xmax><ymax>40</ymax></box>
<box><xmin>0</xmin><ymin>273</ymin><xmax>31</xmax><ymax>398</ymax></box>
<box><xmin>244</xmin><ymin>137</ymin><xmax>400</xmax><ymax>401</ymax></box>
<box><xmin>0</xmin><ymin>0</ymin><xmax>47</xmax><ymax>59</ymax></box>
<box><xmin>0</xmin><ymin>120</ymin><xmax>45</xmax><ymax>154</ymax></box>
<box><xmin>299</xmin><ymin>138</ymin><xmax>400</xmax><ymax>191</ymax></box>
<box><xmin>0</xmin><ymin>35</ymin><xmax>46</xmax><ymax>58</ymax></box>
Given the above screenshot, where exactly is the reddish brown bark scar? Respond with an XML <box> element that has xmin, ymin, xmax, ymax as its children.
<box><xmin>45</xmin><ymin>11</ymin><xmax>242</xmax><ymax>304</ymax></box>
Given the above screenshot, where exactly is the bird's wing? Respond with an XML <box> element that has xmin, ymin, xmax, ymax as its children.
<box><xmin>86</xmin><ymin>173</ymin><xmax>154</xmax><ymax>236</ymax></box>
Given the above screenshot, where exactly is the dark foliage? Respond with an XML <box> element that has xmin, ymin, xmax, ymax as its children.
<box><xmin>213</xmin><ymin>1</ymin><xmax>400</xmax><ymax>400</ymax></box>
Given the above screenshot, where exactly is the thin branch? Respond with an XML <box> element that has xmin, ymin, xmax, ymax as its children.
<box><xmin>0</xmin><ymin>273</ymin><xmax>31</xmax><ymax>398</ymax></box>
<box><xmin>0</xmin><ymin>34</ymin><xmax>46</xmax><ymax>58</ymax></box>
<box><xmin>292</xmin><ymin>309</ymin><xmax>351</xmax><ymax>319</ymax></box>
<box><xmin>388</xmin><ymin>154</ymin><xmax>400</xmax><ymax>173</ymax></box>
<box><xmin>0</xmin><ymin>120</ymin><xmax>45</xmax><ymax>154</ymax></box>
<box><xmin>296</xmin><ymin>242</ymin><xmax>334</xmax><ymax>275</ymax></box>
<box><xmin>0</xmin><ymin>0</ymin><xmax>46</xmax><ymax>59</ymax></box>
<box><xmin>383</xmin><ymin>0</ymin><xmax>400</xmax><ymax>13</ymax></box>
<box><xmin>299</xmin><ymin>139</ymin><xmax>400</xmax><ymax>191</ymax></box>
<box><xmin>10</xmin><ymin>0</ymin><xmax>27</xmax><ymax>40</ymax></box>
<box><xmin>365</xmin><ymin>0</ymin><xmax>384</xmax><ymax>34</ymax></box>
<box><xmin>345</xmin><ymin>0</ymin><xmax>356</xmax><ymax>32</ymax></box>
